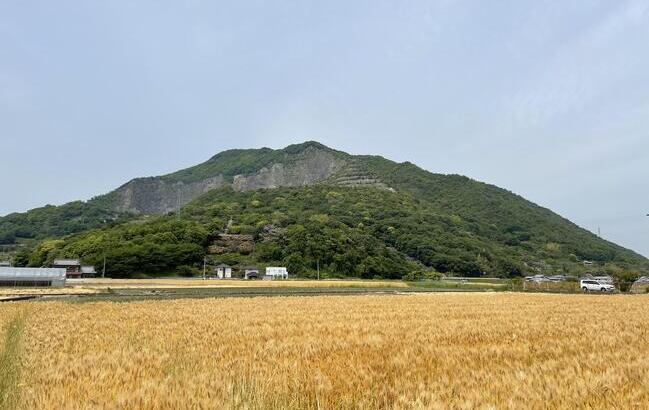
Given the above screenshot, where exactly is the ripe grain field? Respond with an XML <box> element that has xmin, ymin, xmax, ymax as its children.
<box><xmin>1</xmin><ymin>293</ymin><xmax>649</xmax><ymax>409</ymax></box>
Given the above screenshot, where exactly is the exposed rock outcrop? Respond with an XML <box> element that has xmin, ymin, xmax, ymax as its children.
<box><xmin>109</xmin><ymin>144</ymin><xmax>349</xmax><ymax>214</ymax></box>
<box><xmin>102</xmin><ymin>142</ymin><xmax>394</xmax><ymax>215</ymax></box>
<box><xmin>114</xmin><ymin>175</ymin><xmax>225</xmax><ymax>214</ymax></box>
<box><xmin>208</xmin><ymin>234</ymin><xmax>255</xmax><ymax>255</ymax></box>
<box><xmin>232</xmin><ymin>147</ymin><xmax>345</xmax><ymax>191</ymax></box>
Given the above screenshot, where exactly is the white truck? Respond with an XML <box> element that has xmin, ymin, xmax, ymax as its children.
<box><xmin>580</xmin><ymin>279</ymin><xmax>615</xmax><ymax>293</ymax></box>
<box><xmin>264</xmin><ymin>267</ymin><xmax>289</xmax><ymax>280</ymax></box>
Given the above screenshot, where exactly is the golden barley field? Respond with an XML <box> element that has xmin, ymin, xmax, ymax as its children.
<box><xmin>2</xmin><ymin>293</ymin><xmax>649</xmax><ymax>409</ymax></box>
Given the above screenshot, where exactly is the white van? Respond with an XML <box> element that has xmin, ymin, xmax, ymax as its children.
<box><xmin>580</xmin><ymin>279</ymin><xmax>615</xmax><ymax>293</ymax></box>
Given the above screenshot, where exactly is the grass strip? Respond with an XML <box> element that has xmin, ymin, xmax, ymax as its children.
<box><xmin>0</xmin><ymin>313</ymin><xmax>25</xmax><ymax>410</ymax></box>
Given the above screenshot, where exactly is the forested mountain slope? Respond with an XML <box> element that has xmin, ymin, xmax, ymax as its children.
<box><xmin>3</xmin><ymin>141</ymin><xmax>647</xmax><ymax>278</ymax></box>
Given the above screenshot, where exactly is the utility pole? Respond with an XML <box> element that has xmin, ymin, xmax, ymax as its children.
<box><xmin>102</xmin><ymin>255</ymin><xmax>106</xmax><ymax>278</ymax></box>
<box><xmin>317</xmin><ymin>259</ymin><xmax>320</xmax><ymax>281</ymax></box>
<box><xmin>203</xmin><ymin>257</ymin><xmax>207</xmax><ymax>280</ymax></box>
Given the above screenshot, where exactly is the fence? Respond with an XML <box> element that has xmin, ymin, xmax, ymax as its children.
<box><xmin>513</xmin><ymin>280</ymin><xmax>649</xmax><ymax>294</ymax></box>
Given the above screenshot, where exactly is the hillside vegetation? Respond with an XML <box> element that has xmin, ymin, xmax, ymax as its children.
<box><xmin>16</xmin><ymin>184</ymin><xmax>648</xmax><ymax>279</ymax></box>
<box><xmin>0</xmin><ymin>201</ymin><xmax>128</xmax><ymax>245</ymax></box>
<box><xmin>4</xmin><ymin>141</ymin><xmax>648</xmax><ymax>278</ymax></box>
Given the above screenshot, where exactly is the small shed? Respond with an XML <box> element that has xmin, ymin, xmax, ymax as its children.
<box><xmin>243</xmin><ymin>266</ymin><xmax>260</xmax><ymax>280</ymax></box>
<box><xmin>215</xmin><ymin>264</ymin><xmax>232</xmax><ymax>279</ymax></box>
<box><xmin>81</xmin><ymin>266</ymin><xmax>97</xmax><ymax>278</ymax></box>
<box><xmin>0</xmin><ymin>267</ymin><xmax>66</xmax><ymax>287</ymax></box>
<box><xmin>53</xmin><ymin>259</ymin><xmax>82</xmax><ymax>278</ymax></box>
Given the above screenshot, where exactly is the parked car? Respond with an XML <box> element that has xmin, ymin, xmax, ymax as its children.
<box><xmin>525</xmin><ymin>275</ymin><xmax>550</xmax><ymax>283</ymax></box>
<box><xmin>580</xmin><ymin>279</ymin><xmax>615</xmax><ymax>293</ymax></box>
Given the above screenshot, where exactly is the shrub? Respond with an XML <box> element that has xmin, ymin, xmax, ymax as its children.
<box><xmin>177</xmin><ymin>265</ymin><xmax>200</xmax><ymax>277</ymax></box>
<box><xmin>403</xmin><ymin>270</ymin><xmax>441</xmax><ymax>281</ymax></box>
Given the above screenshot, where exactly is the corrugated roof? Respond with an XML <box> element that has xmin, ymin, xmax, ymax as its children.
<box><xmin>0</xmin><ymin>267</ymin><xmax>67</xmax><ymax>281</ymax></box>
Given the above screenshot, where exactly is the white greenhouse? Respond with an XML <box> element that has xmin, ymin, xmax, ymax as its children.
<box><xmin>0</xmin><ymin>267</ymin><xmax>67</xmax><ymax>287</ymax></box>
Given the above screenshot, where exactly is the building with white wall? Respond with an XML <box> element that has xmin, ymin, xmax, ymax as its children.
<box><xmin>215</xmin><ymin>264</ymin><xmax>232</xmax><ymax>279</ymax></box>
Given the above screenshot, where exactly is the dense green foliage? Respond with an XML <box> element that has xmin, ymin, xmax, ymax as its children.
<box><xmin>0</xmin><ymin>201</ymin><xmax>128</xmax><ymax>245</ymax></box>
<box><xmin>186</xmin><ymin>187</ymin><xmax>422</xmax><ymax>278</ymax></box>
<box><xmin>355</xmin><ymin>155</ymin><xmax>643</xmax><ymax>265</ymax></box>
<box><xmin>183</xmin><ymin>186</ymin><xmax>647</xmax><ymax>278</ymax></box>
<box><xmin>17</xmin><ymin>218</ymin><xmax>208</xmax><ymax>277</ymax></box>
<box><xmin>19</xmin><ymin>185</ymin><xmax>648</xmax><ymax>279</ymax></box>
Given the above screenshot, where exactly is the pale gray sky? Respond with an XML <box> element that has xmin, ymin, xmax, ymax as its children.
<box><xmin>1</xmin><ymin>1</ymin><xmax>648</xmax><ymax>256</ymax></box>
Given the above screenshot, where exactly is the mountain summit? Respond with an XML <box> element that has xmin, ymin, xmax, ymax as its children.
<box><xmin>1</xmin><ymin>142</ymin><xmax>647</xmax><ymax>278</ymax></box>
<box><xmin>98</xmin><ymin>141</ymin><xmax>354</xmax><ymax>214</ymax></box>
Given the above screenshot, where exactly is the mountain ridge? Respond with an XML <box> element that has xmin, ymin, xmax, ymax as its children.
<box><xmin>94</xmin><ymin>141</ymin><xmax>383</xmax><ymax>214</ymax></box>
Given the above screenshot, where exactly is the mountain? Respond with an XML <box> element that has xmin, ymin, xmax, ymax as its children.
<box><xmin>2</xmin><ymin>141</ymin><xmax>647</xmax><ymax>279</ymax></box>
<box><xmin>95</xmin><ymin>141</ymin><xmax>350</xmax><ymax>214</ymax></box>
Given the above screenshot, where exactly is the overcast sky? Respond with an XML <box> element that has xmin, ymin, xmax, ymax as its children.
<box><xmin>1</xmin><ymin>1</ymin><xmax>648</xmax><ymax>256</ymax></box>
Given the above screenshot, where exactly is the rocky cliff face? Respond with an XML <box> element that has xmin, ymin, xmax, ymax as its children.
<box><xmin>231</xmin><ymin>147</ymin><xmax>345</xmax><ymax>191</ymax></box>
<box><xmin>109</xmin><ymin>145</ymin><xmax>349</xmax><ymax>214</ymax></box>
<box><xmin>113</xmin><ymin>175</ymin><xmax>226</xmax><ymax>214</ymax></box>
